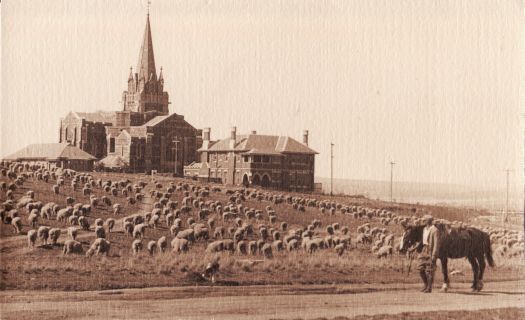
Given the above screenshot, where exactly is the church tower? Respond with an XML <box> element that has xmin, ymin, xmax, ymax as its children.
<box><xmin>120</xmin><ymin>13</ymin><xmax>169</xmax><ymax>123</ymax></box>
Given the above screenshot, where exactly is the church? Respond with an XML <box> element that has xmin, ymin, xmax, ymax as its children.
<box><xmin>59</xmin><ymin>13</ymin><xmax>201</xmax><ymax>174</ymax></box>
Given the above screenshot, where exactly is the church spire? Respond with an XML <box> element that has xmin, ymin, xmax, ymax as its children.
<box><xmin>136</xmin><ymin>12</ymin><xmax>156</xmax><ymax>83</ymax></box>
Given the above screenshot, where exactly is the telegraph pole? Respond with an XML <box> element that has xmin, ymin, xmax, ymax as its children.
<box><xmin>390</xmin><ymin>161</ymin><xmax>395</xmax><ymax>202</ymax></box>
<box><xmin>504</xmin><ymin>169</ymin><xmax>510</xmax><ymax>223</ymax></box>
<box><xmin>330</xmin><ymin>143</ymin><xmax>334</xmax><ymax>196</ymax></box>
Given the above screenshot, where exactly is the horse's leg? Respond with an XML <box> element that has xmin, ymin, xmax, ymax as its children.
<box><xmin>440</xmin><ymin>257</ymin><xmax>449</xmax><ymax>292</ymax></box>
<box><xmin>467</xmin><ymin>256</ymin><xmax>479</xmax><ymax>292</ymax></box>
<box><xmin>477</xmin><ymin>254</ymin><xmax>486</xmax><ymax>291</ymax></box>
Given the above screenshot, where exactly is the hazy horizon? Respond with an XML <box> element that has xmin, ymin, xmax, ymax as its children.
<box><xmin>1</xmin><ymin>0</ymin><xmax>523</xmax><ymax>194</ymax></box>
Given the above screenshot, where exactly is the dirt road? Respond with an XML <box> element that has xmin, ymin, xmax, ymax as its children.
<box><xmin>1</xmin><ymin>281</ymin><xmax>523</xmax><ymax>319</ymax></box>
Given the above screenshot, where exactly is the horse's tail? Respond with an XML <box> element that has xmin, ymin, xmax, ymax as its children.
<box><xmin>483</xmin><ymin>232</ymin><xmax>495</xmax><ymax>268</ymax></box>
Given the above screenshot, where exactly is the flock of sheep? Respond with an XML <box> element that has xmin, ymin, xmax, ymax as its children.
<box><xmin>0</xmin><ymin>161</ymin><xmax>523</xmax><ymax>278</ymax></box>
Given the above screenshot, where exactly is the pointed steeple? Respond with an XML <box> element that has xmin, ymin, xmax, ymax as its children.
<box><xmin>136</xmin><ymin>13</ymin><xmax>156</xmax><ymax>82</ymax></box>
<box><xmin>128</xmin><ymin>66</ymin><xmax>134</xmax><ymax>81</ymax></box>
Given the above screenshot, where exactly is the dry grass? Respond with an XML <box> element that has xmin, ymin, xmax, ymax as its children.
<box><xmin>0</xmin><ymin>172</ymin><xmax>523</xmax><ymax>291</ymax></box>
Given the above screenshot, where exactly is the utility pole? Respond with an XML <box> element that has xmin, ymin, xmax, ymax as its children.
<box><xmin>390</xmin><ymin>161</ymin><xmax>395</xmax><ymax>202</ymax></box>
<box><xmin>504</xmin><ymin>169</ymin><xmax>511</xmax><ymax>223</ymax></box>
<box><xmin>330</xmin><ymin>143</ymin><xmax>334</xmax><ymax>196</ymax></box>
<box><xmin>173</xmin><ymin>140</ymin><xmax>180</xmax><ymax>177</ymax></box>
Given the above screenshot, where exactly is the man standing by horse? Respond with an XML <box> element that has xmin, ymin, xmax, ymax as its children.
<box><xmin>415</xmin><ymin>214</ymin><xmax>440</xmax><ymax>293</ymax></box>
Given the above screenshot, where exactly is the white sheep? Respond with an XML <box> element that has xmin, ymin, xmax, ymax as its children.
<box><xmin>171</xmin><ymin>237</ymin><xmax>189</xmax><ymax>253</ymax></box>
<box><xmin>63</xmin><ymin>239</ymin><xmax>83</xmax><ymax>255</ymax></box>
<box><xmin>11</xmin><ymin>217</ymin><xmax>22</xmax><ymax>234</ymax></box>
<box><xmin>37</xmin><ymin>226</ymin><xmax>50</xmax><ymax>245</ymax></box>
<box><xmin>67</xmin><ymin>227</ymin><xmax>78</xmax><ymax>240</ymax></box>
<box><xmin>132</xmin><ymin>239</ymin><xmax>143</xmax><ymax>255</ymax></box>
<box><xmin>27</xmin><ymin>229</ymin><xmax>37</xmax><ymax>247</ymax></box>
<box><xmin>49</xmin><ymin>228</ymin><xmax>61</xmax><ymax>245</ymax></box>
<box><xmin>105</xmin><ymin>218</ymin><xmax>115</xmax><ymax>233</ymax></box>
<box><xmin>95</xmin><ymin>225</ymin><xmax>106</xmax><ymax>239</ymax></box>
<box><xmin>157</xmin><ymin>236</ymin><xmax>167</xmax><ymax>253</ymax></box>
<box><xmin>133</xmin><ymin>223</ymin><xmax>146</xmax><ymax>239</ymax></box>
<box><xmin>86</xmin><ymin>238</ymin><xmax>111</xmax><ymax>257</ymax></box>
<box><xmin>147</xmin><ymin>240</ymin><xmax>157</xmax><ymax>255</ymax></box>
<box><xmin>28</xmin><ymin>210</ymin><xmax>39</xmax><ymax>228</ymax></box>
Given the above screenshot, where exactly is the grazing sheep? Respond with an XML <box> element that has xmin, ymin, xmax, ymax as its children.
<box><xmin>147</xmin><ymin>240</ymin><xmax>157</xmax><ymax>255</ymax></box>
<box><xmin>124</xmin><ymin>221</ymin><xmax>133</xmax><ymax>237</ymax></box>
<box><xmin>375</xmin><ymin>245</ymin><xmax>393</xmax><ymax>258</ymax></box>
<box><xmin>67</xmin><ymin>227</ymin><xmax>78</xmax><ymax>240</ymax></box>
<box><xmin>236</xmin><ymin>241</ymin><xmax>248</xmax><ymax>255</ymax></box>
<box><xmin>28</xmin><ymin>211</ymin><xmax>39</xmax><ymax>228</ymax></box>
<box><xmin>94</xmin><ymin>218</ymin><xmax>103</xmax><ymax>227</ymax></box>
<box><xmin>11</xmin><ymin>217</ymin><xmax>22</xmax><ymax>234</ymax></box>
<box><xmin>272</xmin><ymin>240</ymin><xmax>284</xmax><ymax>252</ymax></box>
<box><xmin>335</xmin><ymin>243</ymin><xmax>345</xmax><ymax>256</ymax></box>
<box><xmin>37</xmin><ymin>226</ymin><xmax>50</xmax><ymax>245</ymax></box>
<box><xmin>132</xmin><ymin>239</ymin><xmax>143</xmax><ymax>255</ymax></box>
<box><xmin>171</xmin><ymin>237</ymin><xmax>189</xmax><ymax>253</ymax></box>
<box><xmin>170</xmin><ymin>225</ymin><xmax>180</xmax><ymax>236</ymax></box>
<box><xmin>166</xmin><ymin>213</ymin><xmax>174</xmax><ymax>227</ymax></box>
<box><xmin>95</xmin><ymin>226</ymin><xmax>106</xmax><ymax>239</ymax></box>
<box><xmin>86</xmin><ymin>238</ymin><xmax>111</xmax><ymax>257</ymax></box>
<box><xmin>261</xmin><ymin>243</ymin><xmax>273</xmax><ymax>258</ymax></box>
<box><xmin>68</xmin><ymin>215</ymin><xmax>79</xmax><ymax>226</ymax></box>
<box><xmin>105</xmin><ymin>218</ymin><xmax>115</xmax><ymax>233</ymax></box>
<box><xmin>79</xmin><ymin>216</ymin><xmax>90</xmax><ymax>231</ymax></box>
<box><xmin>133</xmin><ymin>223</ymin><xmax>146</xmax><ymax>239</ymax></box>
<box><xmin>49</xmin><ymin>228</ymin><xmax>61</xmax><ymax>245</ymax></box>
<box><xmin>63</xmin><ymin>240</ymin><xmax>83</xmax><ymax>255</ymax></box>
<box><xmin>113</xmin><ymin>204</ymin><xmax>121</xmax><ymax>215</ymax></box>
<box><xmin>157</xmin><ymin>236</ymin><xmax>167</xmax><ymax>253</ymax></box>
<box><xmin>27</xmin><ymin>230</ymin><xmax>37</xmax><ymax>247</ymax></box>
<box><xmin>287</xmin><ymin>239</ymin><xmax>299</xmax><ymax>251</ymax></box>
<box><xmin>248</xmin><ymin>241</ymin><xmax>258</xmax><ymax>255</ymax></box>
<box><xmin>194</xmin><ymin>227</ymin><xmax>209</xmax><ymax>241</ymax></box>
<box><xmin>57</xmin><ymin>208</ymin><xmax>71</xmax><ymax>222</ymax></box>
<box><xmin>150</xmin><ymin>214</ymin><xmax>160</xmax><ymax>229</ymax></box>
<box><xmin>176</xmin><ymin>229</ymin><xmax>195</xmax><ymax>243</ymax></box>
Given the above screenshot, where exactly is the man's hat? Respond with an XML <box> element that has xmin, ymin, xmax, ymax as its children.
<box><xmin>422</xmin><ymin>214</ymin><xmax>433</xmax><ymax>222</ymax></box>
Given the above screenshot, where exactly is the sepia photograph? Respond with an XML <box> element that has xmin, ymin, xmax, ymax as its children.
<box><xmin>0</xmin><ymin>0</ymin><xmax>523</xmax><ymax>319</ymax></box>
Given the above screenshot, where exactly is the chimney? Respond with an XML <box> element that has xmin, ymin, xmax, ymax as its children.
<box><xmin>229</xmin><ymin>126</ymin><xmax>237</xmax><ymax>149</ymax></box>
<box><xmin>303</xmin><ymin>130</ymin><xmax>309</xmax><ymax>146</ymax></box>
<box><xmin>202</xmin><ymin>128</ymin><xmax>210</xmax><ymax>150</ymax></box>
<box><xmin>251</xmin><ymin>130</ymin><xmax>257</xmax><ymax>135</ymax></box>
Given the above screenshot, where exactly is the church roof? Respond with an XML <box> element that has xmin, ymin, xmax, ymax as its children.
<box><xmin>142</xmin><ymin>115</ymin><xmax>170</xmax><ymax>127</ymax></box>
<box><xmin>202</xmin><ymin>134</ymin><xmax>318</xmax><ymax>155</ymax></box>
<box><xmin>4</xmin><ymin>143</ymin><xmax>96</xmax><ymax>161</ymax></box>
<box><xmin>137</xmin><ymin>14</ymin><xmax>156</xmax><ymax>81</ymax></box>
<box><xmin>74</xmin><ymin>111</ymin><xmax>115</xmax><ymax>124</ymax></box>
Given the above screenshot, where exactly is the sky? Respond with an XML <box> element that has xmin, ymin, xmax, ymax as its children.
<box><xmin>1</xmin><ymin>0</ymin><xmax>524</xmax><ymax>194</ymax></box>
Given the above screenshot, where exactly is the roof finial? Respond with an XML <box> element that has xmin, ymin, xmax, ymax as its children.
<box><xmin>147</xmin><ymin>0</ymin><xmax>151</xmax><ymax>15</ymax></box>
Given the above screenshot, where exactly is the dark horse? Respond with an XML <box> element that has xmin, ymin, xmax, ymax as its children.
<box><xmin>400</xmin><ymin>224</ymin><xmax>495</xmax><ymax>292</ymax></box>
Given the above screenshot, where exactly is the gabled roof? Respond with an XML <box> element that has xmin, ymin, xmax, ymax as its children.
<box><xmin>142</xmin><ymin>115</ymin><xmax>170</xmax><ymax>127</ymax></box>
<box><xmin>74</xmin><ymin>111</ymin><xmax>115</xmax><ymax>124</ymax></box>
<box><xmin>203</xmin><ymin>134</ymin><xmax>318</xmax><ymax>155</ymax></box>
<box><xmin>98</xmin><ymin>155</ymin><xmax>129</xmax><ymax>168</ymax></box>
<box><xmin>3</xmin><ymin>143</ymin><xmax>96</xmax><ymax>161</ymax></box>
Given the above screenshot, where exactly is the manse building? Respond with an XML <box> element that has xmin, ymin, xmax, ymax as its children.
<box><xmin>185</xmin><ymin>127</ymin><xmax>318</xmax><ymax>191</ymax></box>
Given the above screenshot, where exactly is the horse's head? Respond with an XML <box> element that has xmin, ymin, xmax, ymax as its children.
<box><xmin>399</xmin><ymin>224</ymin><xmax>423</xmax><ymax>253</ymax></box>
